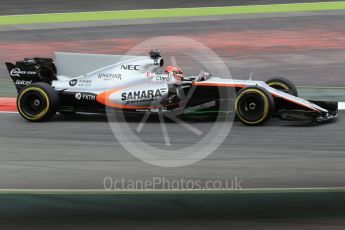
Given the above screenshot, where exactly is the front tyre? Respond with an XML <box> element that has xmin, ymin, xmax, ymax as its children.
<box><xmin>235</xmin><ymin>86</ymin><xmax>275</xmax><ymax>126</ymax></box>
<box><xmin>266</xmin><ymin>77</ymin><xmax>298</xmax><ymax>97</ymax></box>
<box><xmin>17</xmin><ymin>82</ymin><xmax>58</xmax><ymax>122</ymax></box>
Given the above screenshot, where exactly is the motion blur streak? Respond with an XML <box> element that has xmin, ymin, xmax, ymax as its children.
<box><xmin>1</xmin><ymin>29</ymin><xmax>345</xmax><ymax>61</ymax></box>
<box><xmin>0</xmin><ymin>98</ymin><xmax>16</xmax><ymax>112</ymax></box>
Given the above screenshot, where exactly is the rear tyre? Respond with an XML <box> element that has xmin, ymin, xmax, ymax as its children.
<box><xmin>266</xmin><ymin>77</ymin><xmax>298</xmax><ymax>97</ymax></box>
<box><xmin>17</xmin><ymin>82</ymin><xmax>58</xmax><ymax>122</ymax></box>
<box><xmin>235</xmin><ymin>86</ymin><xmax>275</xmax><ymax>126</ymax></box>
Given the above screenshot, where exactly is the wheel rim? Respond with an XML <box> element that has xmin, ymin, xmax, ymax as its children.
<box><xmin>268</xmin><ymin>82</ymin><xmax>290</xmax><ymax>94</ymax></box>
<box><xmin>237</xmin><ymin>93</ymin><xmax>265</xmax><ymax>122</ymax></box>
<box><xmin>18</xmin><ymin>87</ymin><xmax>49</xmax><ymax>120</ymax></box>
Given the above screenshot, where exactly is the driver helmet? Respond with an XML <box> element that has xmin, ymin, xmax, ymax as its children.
<box><xmin>164</xmin><ymin>66</ymin><xmax>183</xmax><ymax>81</ymax></box>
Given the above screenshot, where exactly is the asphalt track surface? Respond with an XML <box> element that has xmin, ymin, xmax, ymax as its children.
<box><xmin>0</xmin><ymin>110</ymin><xmax>344</xmax><ymax>189</ymax></box>
<box><xmin>3</xmin><ymin>219</ymin><xmax>345</xmax><ymax>230</ymax></box>
<box><xmin>0</xmin><ymin>0</ymin><xmax>342</xmax><ymax>15</ymax></box>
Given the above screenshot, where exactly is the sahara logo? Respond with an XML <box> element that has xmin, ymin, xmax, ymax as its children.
<box><xmin>121</xmin><ymin>88</ymin><xmax>166</xmax><ymax>101</ymax></box>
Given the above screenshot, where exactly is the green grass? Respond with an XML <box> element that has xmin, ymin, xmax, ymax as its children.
<box><xmin>1</xmin><ymin>1</ymin><xmax>345</xmax><ymax>26</ymax></box>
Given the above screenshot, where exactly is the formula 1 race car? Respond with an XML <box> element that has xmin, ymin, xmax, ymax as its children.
<box><xmin>5</xmin><ymin>50</ymin><xmax>338</xmax><ymax>125</ymax></box>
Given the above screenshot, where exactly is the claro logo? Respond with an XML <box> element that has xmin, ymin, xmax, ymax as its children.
<box><xmin>121</xmin><ymin>65</ymin><xmax>140</xmax><ymax>71</ymax></box>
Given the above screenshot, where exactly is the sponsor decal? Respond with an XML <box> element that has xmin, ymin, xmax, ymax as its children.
<box><xmin>75</xmin><ymin>92</ymin><xmax>96</xmax><ymax>101</ymax></box>
<box><xmin>69</xmin><ymin>79</ymin><xmax>78</xmax><ymax>86</ymax></box>
<box><xmin>121</xmin><ymin>88</ymin><xmax>167</xmax><ymax>104</ymax></box>
<box><xmin>15</xmin><ymin>79</ymin><xmax>32</xmax><ymax>86</ymax></box>
<box><xmin>155</xmin><ymin>75</ymin><xmax>172</xmax><ymax>81</ymax></box>
<box><xmin>145</xmin><ymin>72</ymin><xmax>152</xmax><ymax>78</ymax></box>
<box><xmin>10</xmin><ymin>68</ymin><xmax>36</xmax><ymax>77</ymax></box>
<box><xmin>121</xmin><ymin>65</ymin><xmax>140</xmax><ymax>71</ymax></box>
<box><xmin>77</xmin><ymin>79</ymin><xmax>92</xmax><ymax>86</ymax></box>
<box><xmin>69</xmin><ymin>79</ymin><xmax>92</xmax><ymax>87</ymax></box>
<box><xmin>98</xmin><ymin>73</ymin><xmax>122</xmax><ymax>80</ymax></box>
<box><xmin>75</xmin><ymin>93</ymin><xmax>82</xmax><ymax>100</ymax></box>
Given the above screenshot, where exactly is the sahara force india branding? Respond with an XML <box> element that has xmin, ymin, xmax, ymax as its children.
<box><xmin>10</xmin><ymin>68</ymin><xmax>36</xmax><ymax>77</ymax></box>
<box><xmin>121</xmin><ymin>88</ymin><xmax>167</xmax><ymax>104</ymax></box>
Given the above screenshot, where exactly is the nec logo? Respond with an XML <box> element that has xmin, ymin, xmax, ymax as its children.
<box><xmin>121</xmin><ymin>65</ymin><xmax>140</xmax><ymax>71</ymax></box>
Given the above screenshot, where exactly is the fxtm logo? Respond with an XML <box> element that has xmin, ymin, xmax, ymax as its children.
<box><xmin>75</xmin><ymin>93</ymin><xmax>96</xmax><ymax>101</ymax></box>
<box><xmin>69</xmin><ymin>79</ymin><xmax>78</xmax><ymax>86</ymax></box>
<box><xmin>121</xmin><ymin>65</ymin><xmax>140</xmax><ymax>71</ymax></box>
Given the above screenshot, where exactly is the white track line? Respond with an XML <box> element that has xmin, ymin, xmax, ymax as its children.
<box><xmin>0</xmin><ymin>111</ymin><xmax>17</xmax><ymax>113</ymax></box>
<box><xmin>338</xmin><ymin>102</ymin><xmax>345</xmax><ymax>110</ymax></box>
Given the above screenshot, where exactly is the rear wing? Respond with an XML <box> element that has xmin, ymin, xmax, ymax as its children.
<box><xmin>5</xmin><ymin>57</ymin><xmax>57</xmax><ymax>92</ymax></box>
